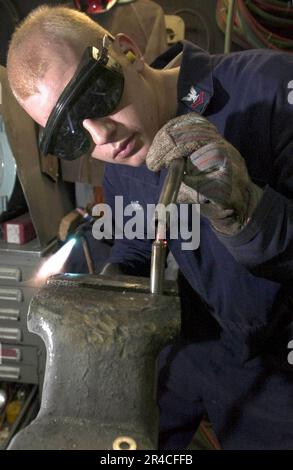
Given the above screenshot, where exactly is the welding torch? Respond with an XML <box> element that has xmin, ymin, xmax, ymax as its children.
<box><xmin>71</xmin><ymin>210</ymin><xmax>95</xmax><ymax>274</ymax></box>
<box><xmin>34</xmin><ymin>209</ymin><xmax>96</xmax><ymax>284</ymax></box>
<box><xmin>58</xmin><ymin>208</ymin><xmax>96</xmax><ymax>274</ymax></box>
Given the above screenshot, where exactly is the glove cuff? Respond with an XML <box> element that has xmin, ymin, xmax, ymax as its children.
<box><xmin>211</xmin><ymin>182</ymin><xmax>263</xmax><ymax>236</ymax></box>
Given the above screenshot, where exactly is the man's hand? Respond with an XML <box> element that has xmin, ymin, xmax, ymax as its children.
<box><xmin>146</xmin><ymin>113</ymin><xmax>263</xmax><ymax>235</ymax></box>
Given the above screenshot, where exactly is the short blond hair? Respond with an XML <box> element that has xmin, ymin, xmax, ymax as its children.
<box><xmin>7</xmin><ymin>5</ymin><xmax>112</xmax><ymax>101</ymax></box>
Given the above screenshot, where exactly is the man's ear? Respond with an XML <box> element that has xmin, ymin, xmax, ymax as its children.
<box><xmin>112</xmin><ymin>33</ymin><xmax>144</xmax><ymax>72</ymax></box>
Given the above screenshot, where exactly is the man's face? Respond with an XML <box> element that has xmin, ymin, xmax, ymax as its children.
<box><xmin>22</xmin><ymin>53</ymin><xmax>161</xmax><ymax>167</ymax></box>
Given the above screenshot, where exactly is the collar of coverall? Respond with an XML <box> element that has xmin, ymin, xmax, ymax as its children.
<box><xmin>152</xmin><ymin>40</ymin><xmax>214</xmax><ymax>116</ymax></box>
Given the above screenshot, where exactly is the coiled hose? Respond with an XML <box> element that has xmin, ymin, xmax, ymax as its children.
<box><xmin>216</xmin><ymin>0</ymin><xmax>293</xmax><ymax>53</ymax></box>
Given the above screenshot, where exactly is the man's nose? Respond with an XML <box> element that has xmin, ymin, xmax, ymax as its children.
<box><xmin>83</xmin><ymin>118</ymin><xmax>116</xmax><ymax>145</ymax></box>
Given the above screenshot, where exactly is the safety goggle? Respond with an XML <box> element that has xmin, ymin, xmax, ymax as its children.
<box><xmin>40</xmin><ymin>36</ymin><xmax>124</xmax><ymax>160</ymax></box>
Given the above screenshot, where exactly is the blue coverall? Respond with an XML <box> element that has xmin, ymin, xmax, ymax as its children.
<box><xmin>103</xmin><ymin>41</ymin><xmax>293</xmax><ymax>449</ymax></box>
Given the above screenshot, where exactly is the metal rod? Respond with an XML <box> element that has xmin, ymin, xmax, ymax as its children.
<box><xmin>150</xmin><ymin>159</ymin><xmax>186</xmax><ymax>294</ymax></box>
<box><xmin>150</xmin><ymin>240</ymin><xmax>168</xmax><ymax>295</ymax></box>
<box><xmin>81</xmin><ymin>236</ymin><xmax>95</xmax><ymax>274</ymax></box>
<box><xmin>157</xmin><ymin>159</ymin><xmax>186</xmax><ymax>205</ymax></box>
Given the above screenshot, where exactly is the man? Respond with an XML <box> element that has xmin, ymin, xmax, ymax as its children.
<box><xmin>7</xmin><ymin>5</ymin><xmax>293</xmax><ymax>449</ymax></box>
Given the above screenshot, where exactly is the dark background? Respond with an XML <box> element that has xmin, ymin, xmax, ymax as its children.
<box><xmin>0</xmin><ymin>0</ymin><xmax>73</xmax><ymax>66</ymax></box>
<box><xmin>0</xmin><ymin>0</ymin><xmax>226</xmax><ymax>66</ymax></box>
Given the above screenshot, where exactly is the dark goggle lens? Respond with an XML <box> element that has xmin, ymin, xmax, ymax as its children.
<box><xmin>48</xmin><ymin>112</ymin><xmax>90</xmax><ymax>161</ymax></box>
<box><xmin>48</xmin><ymin>64</ymin><xmax>124</xmax><ymax>160</ymax></box>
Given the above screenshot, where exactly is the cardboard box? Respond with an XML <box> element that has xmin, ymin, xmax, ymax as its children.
<box><xmin>3</xmin><ymin>213</ymin><xmax>36</xmax><ymax>244</ymax></box>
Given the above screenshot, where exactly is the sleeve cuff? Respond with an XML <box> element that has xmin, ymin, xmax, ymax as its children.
<box><xmin>214</xmin><ymin>185</ymin><xmax>277</xmax><ymax>247</ymax></box>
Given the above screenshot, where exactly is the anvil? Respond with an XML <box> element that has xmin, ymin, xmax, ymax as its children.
<box><xmin>8</xmin><ymin>274</ymin><xmax>180</xmax><ymax>450</ymax></box>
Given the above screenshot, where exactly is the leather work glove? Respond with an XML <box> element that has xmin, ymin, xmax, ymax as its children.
<box><xmin>146</xmin><ymin>113</ymin><xmax>263</xmax><ymax>236</ymax></box>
